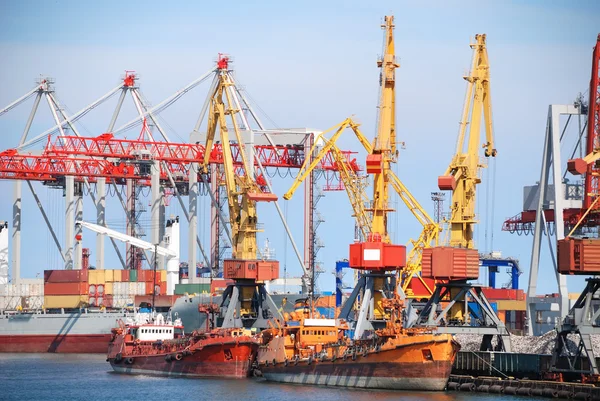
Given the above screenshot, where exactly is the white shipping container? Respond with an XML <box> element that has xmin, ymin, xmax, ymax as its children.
<box><xmin>128</xmin><ymin>283</ymin><xmax>137</xmax><ymax>294</ymax></box>
<box><xmin>137</xmin><ymin>282</ymin><xmax>145</xmax><ymax>295</ymax></box>
<box><xmin>0</xmin><ymin>285</ymin><xmax>6</xmax><ymax>296</ymax></box>
<box><xmin>30</xmin><ymin>284</ymin><xmax>43</xmax><ymax>296</ymax></box>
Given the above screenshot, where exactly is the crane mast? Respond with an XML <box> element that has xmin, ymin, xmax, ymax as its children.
<box><xmin>368</xmin><ymin>15</ymin><xmax>400</xmax><ymax>242</ymax></box>
<box><xmin>201</xmin><ymin>59</ymin><xmax>277</xmax><ymax>261</ymax></box>
<box><xmin>438</xmin><ymin>34</ymin><xmax>496</xmax><ymax>249</ymax></box>
<box><xmin>201</xmin><ymin>55</ymin><xmax>282</xmax><ymax>330</ymax></box>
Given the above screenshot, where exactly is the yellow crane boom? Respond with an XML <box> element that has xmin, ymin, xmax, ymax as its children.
<box><xmin>438</xmin><ymin>34</ymin><xmax>496</xmax><ymax>249</ymax></box>
<box><xmin>284</xmin><ymin>117</ymin><xmax>440</xmax><ymax>291</ymax></box>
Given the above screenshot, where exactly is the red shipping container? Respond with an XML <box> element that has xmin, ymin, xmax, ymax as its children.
<box><xmin>145</xmin><ymin>281</ymin><xmax>154</xmax><ymax>295</ymax></box>
<box><xmin>44</xmin><ymin>269</ymin><xmax>88</xmax><ymax>283</ymax></box>
<box><xmin>210</xmin><ymin>279</ymin><xmax>233</xmax><ymax>293</ymax></box>
<box><xmin>421</xmin><ymin>247</ymin><xmax>478</xmax><ymax>280</ymax></box>
<box><xmin>159</xmin><ymin>282</ymin><xmax>166</xmax><ymax>295</ymax></box>
<box><xmin>100</xmin><ymin>295</ymin><xmax>113</xmax><ymax>308</ymax></box>
<box><xmin>558</xmin><ymin>238</ymin><xmax>600</xmax><ymax>275</ymax></box>
<box><xmin>482</xmin><ymin>288</ymin><xmax>519</xmax><ymax>300</ymax></box>
<box><xmin>121</xmin><ymin>270</ymin><xmax>130</xmax><ymax>282</ymax></box>
<box><xmin>44</xmin><ymin>282</ymin><xmax>88</xmax><ymax>295</ymax></box>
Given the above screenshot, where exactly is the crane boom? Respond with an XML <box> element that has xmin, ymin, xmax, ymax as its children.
<box><xmin>284</xmin><ymin>116</ymin><xmax>440</xmax><ymax>286</ymax></box>
<box><xmin>76</xmin><ymin>220</ymin><xmax>176</xmax><ymax>257</ymax></box>
<box><xmin>438</xmin><ymin>34</ymin><xmax>496</xmax><ymax>249</ymax></box>
<box><xmin>284</xmin><ymin>118</ymin><xmax>372</xmax><ymax>239</ymax></box>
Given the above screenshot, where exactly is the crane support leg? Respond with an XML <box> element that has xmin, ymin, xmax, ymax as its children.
<box><xmin>528</xmin><ymin>104</ymin><xmax>580</xmax><ymax>334</ymax></box>
<box><xmin>65</xmin><ymin>176</ymin><xmax>75</xmax><ymax>270</ymax></box>
<box><xmin>189</xmin><ymin>163</ymin><xmax>198</xmax><ymax>275</ymax></box>
<box><xmin>96</xmin><ymin>178</ymin><xmax>106</xmax><ymax>270</ymax></box>
<box><xmin>11</xmin><ymin>181</ymin><xmax>21</xmax><ymax>284</ymax></box>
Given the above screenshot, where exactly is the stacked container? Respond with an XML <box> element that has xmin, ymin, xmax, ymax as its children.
<box><xmin>43</xmin><ymin>270</ymin><xmax>89</xmax><ymax>309</ymax></box>
<box><xmin>42</xmin><ymin>269</ymin><xmax>170</xmax><ymax>310</ymax></box>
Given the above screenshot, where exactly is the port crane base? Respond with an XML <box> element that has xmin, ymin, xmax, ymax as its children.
<box><xmin>551</xmin><ymin>278</ymin><xmax>600</xmax><ymax>376</ymax></box>
<box><xmin>417</xmin><ymin>281</ymin><xmax>513</xmax><ymax>352</ymax></box>
<box><xmin>338</xmin><ymin>272</ymin><xmax>396</xmax><ymax>340</ymax></box>
<box><xmin>218</xmin><ymin>281</ymin><xmax>284</xmax><ymax>330</ymax></box>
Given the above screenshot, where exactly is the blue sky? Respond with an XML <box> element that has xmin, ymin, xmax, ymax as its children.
<box><xmin>0</xmin><ymin>0</ymin><xmax>599</xmax><ymax>295</ymax></box>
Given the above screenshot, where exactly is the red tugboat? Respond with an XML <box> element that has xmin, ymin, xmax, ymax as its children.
<box><xmin>107</xmin><ymin>307</ymin><xmax>259</xmax><ymax>379</ymax></box>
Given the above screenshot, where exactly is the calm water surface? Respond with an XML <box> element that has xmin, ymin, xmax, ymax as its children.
<box><xmin>0</xmin><ymin>354</ymin><xmax>544</xmax><ymax>401</ymax></box>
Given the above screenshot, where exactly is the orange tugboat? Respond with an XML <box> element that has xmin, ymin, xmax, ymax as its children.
<box><xmin>107</xmin><ymin>308</ymin><xmax>259</xmax><ymax>379</ymax></box>
<box><xmin>257</xmin><ymin>297</ymin><xmax>459</xmax><ymax>390</ymax></box>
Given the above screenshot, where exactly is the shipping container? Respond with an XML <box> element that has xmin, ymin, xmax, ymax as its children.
<box><xmin>482</xmin><ymin>288</ymin><xmax>520</xmax><ymax>300</ymax></box>
<box><xmin>104</xmin><ymin>269</ymin><xmax>114</xmax><ymax>282</ymax></box>
<box><xmin>44</xmin><ymin>282</ymin><xmax>88</xmax><ymax>296</ymax></box>
<box><xmin>101</xmin><ymin>294</ymin><xmax>113</xmax><ymax>308</ymax></box>
<box><xmin>122</xmin><ymin>270</ymin><xmax>130</xmax><ymax>282</ymax></box>
<box><xmin>210</xmin><ymin>279</ymin><xmax>233</xmax><ymax>293</ymax></box>
<box><xmin>421</xmin><ymin>247</ymin><xmax>479</xmax><ymax>280</ymax></box>
<box><xmin>44</xmin><ymin>295</ymin><xmax>88</xmax><ymax>309</ymax></box>
<box><xmin>174</xmin><ymin>283</ymin><xmax>210</xmax><ymax>295</ymax></box>
<box><xmin>496</xmin><ymin>299</ymin><xmax>526</xmax><ymax>311</ymax></box>
<box><xmin>88</xmin><ymin>269</ymin><xmax>106</xmax><ymax>285</ymax></box>
<box><xmin>160</xmin><ymin>270</ymin><xmax>167</xmax><ymax>282</ymax></box>
<box><xmin>112</xmin><ymin>270</ymin><xmax>121</xmax><ymax>282</ymax></box>
<box><xmin>44</xmin><ymin>269</ymin><xmax>88</xmax><ymax>283</ymax></box>
<box><xmin>558</xmin><ymin>238</ymin><xmax>600</xmax><ymax>275</ymax></box>
<box><xmin>160</xmin><ymin>281</ymin><xmax>166</xmax><ymax>295</ymax></box>
<box><xmin>104</xmin><ymin>282</ymin><xmax>113</xmax><ymax>295</ymax></box>
<box><xmin>129</xmin><ymin>270</ymin><xmax>138</xmax><ymax>282</ymax></box>
<box><xmin>97</xmin><ymin>284</ymin><xmax>105</xmax><ymax>296</ymax></box>
<box><xmin>112</xmin><ymin>295</ymin><xmax>134</xmax><ymax>308</ymax></box>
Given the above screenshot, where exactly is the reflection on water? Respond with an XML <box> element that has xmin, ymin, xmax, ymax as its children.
<box><xmin>0</xmin><ymin>354</ymin><xmax>544</xmax><ymax>401</ymax></box>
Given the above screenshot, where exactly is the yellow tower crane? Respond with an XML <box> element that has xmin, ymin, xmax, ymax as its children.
<box><xmin>422</xmin><ymin>34</ymin><xmax>496</xmax><ymax>284</ymax></box>
<box><xmin>201</xmin><ymin>55</ymin><xmax>282</xmax><ymax>329</ymax></box>
<box><xmin>417</xmin><ymin>36</ymin><xmax>508</xmax><ymax>353</ymax></box>
<box><xmin>286</xmin><ymin>16</ymin><xmax>440</xmax><ymax>338</ymax></box>
<box><xmin>437</xmin><ymin>33</ymin><xmax>496</xmax><ymax>251</ymax></box>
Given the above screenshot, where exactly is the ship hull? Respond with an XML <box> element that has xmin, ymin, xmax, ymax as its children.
<box><xmin>261</xmin><ymin>360</ymin><xmax>452</xmax><ymax>391</ymax></box>
<box><xmin>110</xmin><ymin>359</ymin><xmax>253</xmax><ymax>379</ymax></box>
<box><xmin>108</xmin><ymin>337</ymin><xmax>258</xmax><ymax>379</ymax></box>
<box><xmin>258</xmin><ymin>333</ymin><xmax>458</xmax><ymax>391</ymax></box>
<box><xmin>0</xmin><ymin>334</ymin><xmax>112</xmax><ymax>353</ymax></box>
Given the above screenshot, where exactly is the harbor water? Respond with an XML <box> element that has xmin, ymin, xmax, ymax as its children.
<box><xmin>0</xmin><ymin>354</ymin><xmax>546</xmax><ymax>401</ymax></box>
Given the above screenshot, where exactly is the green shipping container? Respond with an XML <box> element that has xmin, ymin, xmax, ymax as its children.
<box><xmin>129</xmin><ymin>270</ymin><xmax>138</xmax><ymax>282</ymax></box>
<box><xmin>174</xmin><ymin>283</ymin><xmax>210</xmax><ymax>295</ymax></box>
